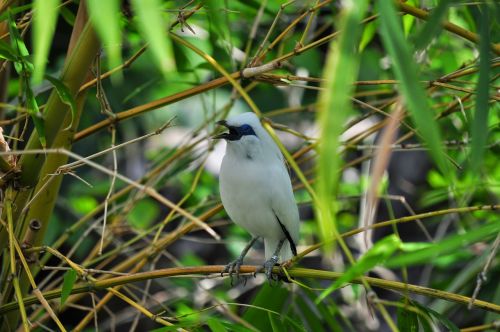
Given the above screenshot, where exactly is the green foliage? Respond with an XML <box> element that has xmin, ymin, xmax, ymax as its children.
<box><xmin>87</xmin><ymin>0</ymin><xmax>123</xmax><ymax>80</ymax></box>
<box><xmin>317</xmin><ymin>235</ymin><xmax>401</xmax><ymax>302</ymax></box>
<box><xmin>32</xmin><ymin>0</ymin><xmax>60</xmax><ymax>83</ymax></box>
<box><xmin>0</xmin><ymin>1</ymin><xmax>497</xmax><ymax>331</ymax></box>
<box><xmin>60</xmin><ymin>268</ymin><xmax>77</xmax><ymax>307</ymax></box>
<box><xmin>8</xmin><ymin>10</ymin><xmax>46</xmax><ymax>147</ymax></box>
<box><xmin>387</xmin><ymin>221</ymin><xmax>500</xmax><ymax>268</ymax></box>
<box><xmin>378</xmin><ymin>0</ymin><xmax>449</xmax><ymax>178</ymax></box>
<box><xmin>45</xmin><ymin>74</ymin><xmax>77</xmax><ymax>129</ymax></box>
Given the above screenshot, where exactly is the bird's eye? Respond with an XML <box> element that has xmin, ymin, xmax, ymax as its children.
<box><xmin>240</xmin><ymin>124</ymin><xmax>252</xmax><ymax>133</ymax></box>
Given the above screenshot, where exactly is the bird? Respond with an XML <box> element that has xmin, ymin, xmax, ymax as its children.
<box><xmin>214</xmin><ymin>112</ymin><xmax>300</xmax><ymax>282</ymax></box>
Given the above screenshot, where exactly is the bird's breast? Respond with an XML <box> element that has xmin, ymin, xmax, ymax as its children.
<box><xmin>219</xmin><ymin>156</ymin><xmax>284</xmax><ymax>238</ymax></box>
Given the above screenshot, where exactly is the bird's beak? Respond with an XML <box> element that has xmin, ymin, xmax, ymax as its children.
<box><xmin>212</xmin><ymin>120</ymin><xmax>231</xmax><ymax>140</ymax></box>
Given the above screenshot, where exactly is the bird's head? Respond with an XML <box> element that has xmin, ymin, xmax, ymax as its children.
<box><xmin>213</xmin><ymin>112</ymin><xmax>281</xmax><ymax>160</ymax></box>
<box><xmin>213</xmin><ymin>112</ymin><xmax>260</xmax><ymax>141</ymax></box>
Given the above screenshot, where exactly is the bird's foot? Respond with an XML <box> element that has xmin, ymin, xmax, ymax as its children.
<box><xmin>221</xmin><ymin>258</ymin><xmax>244</xmax><ymax>285</ymax></box>
<box><xmin>262</xmin><ymin>255</ymin><xmax>280</xmax><ymax>282</ymax></box>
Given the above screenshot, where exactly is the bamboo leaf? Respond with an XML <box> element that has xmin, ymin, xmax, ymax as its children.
<box><xmin>0</xmin><ymin>39</ymin><xmax>18</xmax><ymax>61</ymax></box>
<box><xmin>386</xmin><ymin>222</ymin><xmax>500</xmax><ymax>268</ymax></box>
<box><xmin>87</xmin><ymin>0</ymin><xmax>123</xmax><ymax>81</ymax></box>
<box><xmin>470</xmin><ymin>4</ymin><xmax>492</xmax><ymax>173</ymax></box>
<box><xmin>412</xmin><ymin>300</ymin><xmax>459</xmax><ymax>332</ymax></box>
<box><xmin>414</xmin><ymin>0</ymin><xmax>452</xmax><ymax>51</ymax></box>
<box><xmin>397</xmin><ymin>302</ymin><xmax>418</xmax><ymax>332</ymax></box>
<box><xmin>60</xmin><ymin>268</ymin><xmax>77</xmax><ymax>307</ymax></box>
<box><xmin>32</xmin><ymin>0</ymin><xmax>61</xmax><ymax>83</ymax></box>
<box><xmin>25</xmin><ymin>85</ymin><xmax>46</xmax><ymax>147</ymax></box>
<box><xmin>316</xmin><ymin>0</ymin><xmax>369</xmax><ymax>253</ymax></box>
<box><xmin>207</xmin><ymin>318</ymin><xmax>227</xmax><ymax>332</ymax></box>
<box><xmin>268</xmin><ymin>311</ymin><xmax>286</xmax><ymax>332</ymax></box>
<box><xmin>7</xmin><ymin>11</ymin><xmax>30</xmax><ymax>73</ymax></box>
<box><xmin>131</xmin><ymin>0</ymin><xmax>174</xmax><ymax>76</ymax></box>
<box><xmin>8</xmin><ymin>11</ymin><xmax>46</xmax><ymax>147</ymax></box>
<box><xmin>317</xmin><ymin>235</ymin><xmax>401</xmax><ymax>303</ymax></box>
<box><xmin>359</xmin><ymin>21</ymin><xmax>377</xmax><ymax>52</ymax></box>
<box><xmin>243</xmin><ymin>283</ymin><xmax>288</xmax><ymax>331</ymax></box>
<box><xmin>378</xmin><ymin>0</ymin><xmax>450</xmax><ymax>178</ymax></box>
<box><xmin>45</xmin><ymin>74</ymin><xmax>77</xmax><ymax>130</ymax></box>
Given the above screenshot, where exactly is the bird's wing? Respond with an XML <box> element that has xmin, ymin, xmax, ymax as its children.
<box><xmin>269</xmin><ymin>163</ymin><xmax>300</xmax><ymax>254</ymax></box>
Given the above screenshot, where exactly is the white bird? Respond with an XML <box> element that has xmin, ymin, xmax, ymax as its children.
<box><xmin>214</xmin><ymin>112</ymin><xmax>300</xmax><ymax>281</ymax></box>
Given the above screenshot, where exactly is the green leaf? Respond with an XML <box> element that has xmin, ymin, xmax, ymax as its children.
<box><xmin>8</xmin><ymin>10</ymin><xmax>46</xmax><ymax>147</ymax></box>
<box><xmin>316</xmin><ymin>0</ymin><xmax>369</xmax><ymax>253</ymax></box>
<box><xmin>386</xmin><ymin>222</ymin><xmax>500</xmax><ymax>268</ymax></box>
<box><xmin>359</xmin><ymin>21</ymin><xmax>377</xmax><ymax>52</ymax></box>
<box><xmin>378</xmin><ymin>0</ymin><xmax>450</xmax><ymax>178</ymax></box>
<box><xmin>7</xmin><ymin>10</ymin><xmax>30</xmax><ymax>74</ymax></box>
<box><xmin>131</xmin><ymin>0</ymin><xmax>174</xmax><ymax>76</ymax></box>
<box><xmin>59</xmin><ymin>5</ymin><xmax>75</xmax><ymax>26</ymax></box>
<box><xmin>207</xmin><ymin>318</ymin><xmax>227</xmax><ymax>332</ymax></box>
<box><xmin>127</xmin><ymin>199</ymin><xmax>160</xmax><ymax>230</ymax></box>
<box><xmin>25</xmin><ymin>82</ymin><xmax>46</xmax><ymax>148</ymax></box>
<box><xmin>0</xmin><ymin>39</ymin><xmax>18</xmax><ymax>61</ymax></box>
<box><xmin>268</xmin><ymin>311</ymin><xmax>286</xmax><ymax>332</ymax></box>
<box><xmin>45</xmin><ymin>74</ymin><xmax>77</xmax><ymax>130</ymax></box>
<box><xmin>32</xmin><ymin>0</ymin><xmax>61</xmax><ymax>83</ymax></box>
<box><xmin>60</xmin><ymin>268</ymin><xmax>77</xmax><ymax>306</ymax></box>
<box><xmin>470</xmin><ymin>4</ymin><xmax>492</xmax><ymax>174</ymax></box>
<box><xmin>87</xmin><ymin>0</ymin><xmax>123</xmax><ymax>81</ymax></box>
<box><xmin>414</xmin><ymin>0</ymin><xmax>452</xmax><ymax>50</ymax></box>
<box><xmin>243</xmin><ymin>283</ymin><xmax>288</xmax><ymax>332</ymax></box>
<box><xmin>397</xmin><ymin>301</ymin><xmax>418</xmax><ymax>332</ymax></box>
<box><xmin>296</xmin><ymin>296</ymin><xmax>326</xmax><ymax>332</ymax></box>
<box><xmin>317</xmin><ymin>235</ymin><xmax>401</xmax><ymax>303</ymax></box>
<box><xmin>413</xmin><ymin>300</ymin><xmax>459</xmax><ymax>332</ymax></box>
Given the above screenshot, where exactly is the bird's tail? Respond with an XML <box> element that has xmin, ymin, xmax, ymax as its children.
<box><xmin>264</xmin><ymin>238</ymin><xmax>294</xmax><ymax>262</ymax></box>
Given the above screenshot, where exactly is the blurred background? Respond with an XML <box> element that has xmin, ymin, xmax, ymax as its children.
<box><xmin>0</xmin><ymin>0</ymin><xmax>498</xmax><ymax>331</ymax></box>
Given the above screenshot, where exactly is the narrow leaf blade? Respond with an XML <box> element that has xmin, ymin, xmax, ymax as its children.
<box><xmin>60</xmin><ymin>268</ymin><xmax>77</xmax><ymax>306</ymax></box>
<box><xmin>470</xmin><ymin>4</ymin><xmax>491</xmax><ymax>173</ymax></box>
<box><xmin>317</xmin><ymin>235</ymin><xmax>401</xmax><ymax>302</ymax></box>
<box><xmin>131</xmin><ymin>0</ymin><xmax>174</xmax><ymax>76</ymax></box>
<box><xmin>45</xmin><ymin>74</ymin><xmax>77</xmax><ymax>130</ymax></box>
<box><xmin>378</xmin><ymin>0</ymin><xmax>450</xmax><ymax>178</ymax></box>
<box><xmin>32</xmin><ymin>0</ymin><xmax>61</xmax><ymax>83</ymax></box>
<box><xmin>87</xmin><ymin>0</ymin><xmax>123</xmax><ymax>81</ymax></box>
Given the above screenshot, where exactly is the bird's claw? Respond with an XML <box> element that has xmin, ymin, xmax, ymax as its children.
<box><xmin>263</xmin><ymin>255</ymin><xmax>280</xmax><ymax>282</ymax></box>
<box><xmin>221</xmin><ymin>258</ymin><xmax>244</xmax><ymax>285</ymax></box>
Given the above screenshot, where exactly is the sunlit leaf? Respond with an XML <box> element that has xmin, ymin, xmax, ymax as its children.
<box><xmin>131</xmin><ymin>0</ymin><xmax>174</xmax><ymax>76</ymax></box>
<box><xmin>127</xmin><ymin>199</ymin><xmax>160</xmax><ymax>230</ymax></box>
<box><xmin>87</xmin><ymin>0</ymin><xmax>123</xmax><ymax>81</ymax></box>
<box><xmin>378</xmin><ymin>0</ymin><xmax>450</xmax><ymax>178</ymax></box>
<box><xmin>386</xmin><ymin>222</ymin><xmax>500</xmax><ymax>268</ymax></box>
<box><xmin>359</xmin><ymin>21</ymin><xmax>377</xmax><ymax>52</ymax></box>
<box><xmin>316</xmin><ymin>0</ymin><xmax>369</xmax><ymax>253</ymax></box>
<box><xmin>60</xmin><ymin>268</ymin><xmax>77</xmax><ymax>306</ymax></box>
<box><xmin>32</xmin><ymin>0</ymin><xmax>61</xmax><ymax>83</ymax></box>
<box><xmin>207</xmin><ymin>318</ymin><xmax>227</xmax><ymax>332</ymax></box>
<box><xmin>317</xmin><ymin>235</ymin><xmax>401</xmax><ymax>303</ymax></box>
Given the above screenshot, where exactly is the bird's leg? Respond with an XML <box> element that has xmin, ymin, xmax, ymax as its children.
<box><xmin>262</xmin><ymin>238</ymin><xmax>285</xmax><ymax>282</ymax></box>
<box><xmin>222</xmin><ymin>236</ymin><xmax>259</xmax><ymax>284</ymax></box>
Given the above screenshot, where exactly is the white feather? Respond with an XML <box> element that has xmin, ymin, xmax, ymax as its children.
<box><xmin>219</xmin><ymin>113</ymin><xmax>300</xmax><ymax>261</ymax></box>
